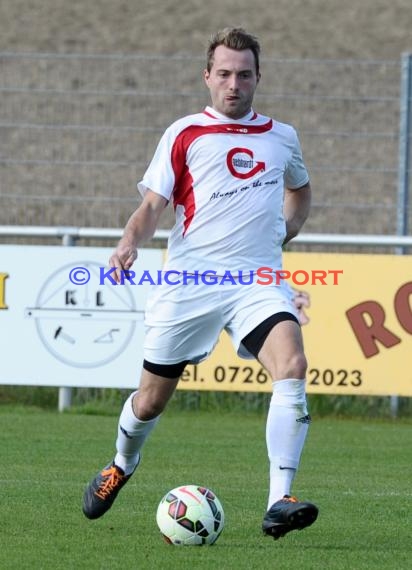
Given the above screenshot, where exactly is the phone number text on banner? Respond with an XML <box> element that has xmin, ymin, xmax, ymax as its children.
<box><xmin>177</xmin><ymin>252</ymin><xmax>412</xmax><ymax>396</ymax></box>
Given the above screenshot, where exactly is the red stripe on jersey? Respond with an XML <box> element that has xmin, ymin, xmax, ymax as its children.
<box><xmin>172</xmin><ymin>162</ymin><xmax>195</xmax><ymax>237</ymax></box>
<box><xmin>203</xmin><ymin>110</ymin><xmax>218</xmax><ymax>119</ymax></box>
<box><xmin>171</xmin><ymin>119</ymin><xmax>273</xmax><ymax>235</ymax></box>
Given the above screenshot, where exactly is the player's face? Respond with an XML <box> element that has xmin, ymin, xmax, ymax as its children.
<box><xmin>204</xmin><ymin>45</ymin><xmax>260</xmax><ymax>119</ymax></box>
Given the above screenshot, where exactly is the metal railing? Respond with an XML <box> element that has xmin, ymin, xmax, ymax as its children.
<box><xmin>2</xmin><ymin>225</ymin><xmax>412</xmax><ymax>247</ymax></box>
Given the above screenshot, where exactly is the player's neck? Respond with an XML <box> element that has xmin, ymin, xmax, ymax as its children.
<box><xmin>206</xmin><ymin>105</ymin><xmax>255</xmax><ymax>121</ymax></box>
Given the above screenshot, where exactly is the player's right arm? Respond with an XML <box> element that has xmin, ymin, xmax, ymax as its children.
<box><xmin>109</xmin><ymin>190</ymin><xmax>168</xmax><ymax>283</ymax></box>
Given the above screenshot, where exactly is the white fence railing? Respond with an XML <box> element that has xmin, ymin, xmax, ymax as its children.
<box><xmin>2</xmin><ymin>225</ymin><xmax>412</xmax><ymax>247</ymax></box>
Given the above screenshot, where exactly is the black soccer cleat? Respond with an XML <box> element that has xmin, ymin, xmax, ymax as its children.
<box><xmin>82</xmin><ymin>461</ymin><xmax>135</xmax><ymax>520</ymax></box>
<box><xmin>262</xmin><ymin>495</ymin><xmax>318</xmax><ymax>540</ymax></box>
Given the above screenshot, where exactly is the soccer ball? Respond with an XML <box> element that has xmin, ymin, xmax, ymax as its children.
<box><xmin>156</xmin><ymin>485</ymin><xmax>225</xmax><ymax>546</ymax></box>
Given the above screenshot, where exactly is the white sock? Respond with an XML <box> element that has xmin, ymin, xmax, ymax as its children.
<box><xmin>114</xmin><ymin>391</ymin><xmax>160</xmax><ymax>475</ymax></box>
<box><xmin>266</xmin><ymin>378</ymin><xmax>311</xmax><ymax>508</ymax></box>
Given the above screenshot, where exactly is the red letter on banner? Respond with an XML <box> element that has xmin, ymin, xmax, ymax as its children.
<box><xmin>346</xmin><ymin>301</ymin><xmax>401</xmax><ymax>358</ymax></box>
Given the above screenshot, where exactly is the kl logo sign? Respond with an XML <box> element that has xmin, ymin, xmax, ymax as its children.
<box><xmin>227</xmin><ymin>147</ymin><xmax>265</xmax><ymax>180</ymax></box>
<box><xmin>24</xmin><ymin>262</ymin><xmax>142</xmax><ymax>368</ymax></box>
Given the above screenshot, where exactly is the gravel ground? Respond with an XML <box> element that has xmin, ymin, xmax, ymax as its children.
<box><xmin>1</xmin><ymin>0</ymin><xmax>411</xmax><ymax>58</ymax></box>
<box><xmin>1</xmin><ymin>0</ymin><xmax>410</xmax><ymax>234</ymax></box>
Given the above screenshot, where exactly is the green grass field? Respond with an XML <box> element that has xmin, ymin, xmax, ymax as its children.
<box><xmin>0</xmin><ymin>407</ymin><xmax>410</xmax><ymax>570</ymax></box>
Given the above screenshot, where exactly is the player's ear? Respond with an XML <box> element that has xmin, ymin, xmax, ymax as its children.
<box><xmin>203</xmin><ymin>68</ymin><xmax>210</xmax><ymax>85</ymax></box>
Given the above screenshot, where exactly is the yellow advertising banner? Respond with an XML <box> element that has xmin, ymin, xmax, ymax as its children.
<box><xmin>178</xmin><ymin>252</ymin><xmax>412</xmax><ymax>396</ymax></box>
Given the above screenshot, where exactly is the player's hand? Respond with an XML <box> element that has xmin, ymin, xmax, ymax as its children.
<box><xmin>292</xmin><ymin>289</ymin><xmax>311</xmax><ymax>325</ymax></box>
<box><xmin>109</xmin><ymin>240</ymin><xmax>138</xmax><ymax>283</ymax></box>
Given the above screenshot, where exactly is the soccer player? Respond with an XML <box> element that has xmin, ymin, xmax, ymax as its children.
<box><xmin>83</xmin><ymin>27</ymin><xmax>318</xmax><ymax>540</ymax></box>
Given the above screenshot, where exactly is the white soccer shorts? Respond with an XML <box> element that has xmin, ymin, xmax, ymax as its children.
<box><xmin>143</xmin><ymin>278</ymin><xmax>298</xmax><ymax>365</ymax></box>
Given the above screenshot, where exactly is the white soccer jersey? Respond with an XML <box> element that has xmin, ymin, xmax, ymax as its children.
<box><xmin>138</xmin><ymin>106</ymin><xmax>309</xmax><ymax>274</ymax></box>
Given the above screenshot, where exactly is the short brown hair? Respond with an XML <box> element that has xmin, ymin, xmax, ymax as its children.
<box><xmin>206</xmin><ymin>27</ymin><xmax>261</xmax><ymax>74</ymax></box>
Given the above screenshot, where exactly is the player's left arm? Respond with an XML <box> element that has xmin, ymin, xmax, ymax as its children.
<box><xmin>283</xmin><ymin>181</ymin><xmax>311</xmax><ymax>244</ymax></box>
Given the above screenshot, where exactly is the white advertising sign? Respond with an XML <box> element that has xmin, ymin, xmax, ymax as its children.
<box><xmin>0</xmin><ymin>245</ymin><xmax>163</xmax><ymax>388</ymax></box>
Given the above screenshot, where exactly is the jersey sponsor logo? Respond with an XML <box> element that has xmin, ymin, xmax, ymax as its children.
<box><xmin>170</xmin><ymin>120</ymin><xmax>272</xmax><ymax>235</ymax></box>
<box><xmin>227</xmin><ymin>147</ymin><xmax>265</xmax><ymax>179</ymax></box>
<box><xmin>225</xmin><ymin>126</ymin><xmax>249</xmax><ymax>133</ymax></box>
